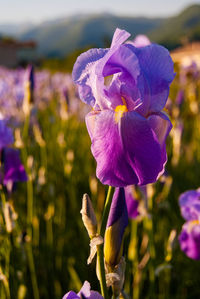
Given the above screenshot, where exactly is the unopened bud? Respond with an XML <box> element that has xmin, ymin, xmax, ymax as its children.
<box><xmin>80</xmin><ymin>194</ymin><xmax>97</xmax><ymax>238</ymax></box>
<box><xmin>104</xmin><ymin>188</ymin><xmax>128</xmax><ymax>267</ymax></box>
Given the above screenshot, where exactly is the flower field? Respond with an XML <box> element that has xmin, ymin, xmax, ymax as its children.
<box><xmin>0</xmin><ymin>34</ymin><xmax>200</xmax><ymax>299</ymax></box>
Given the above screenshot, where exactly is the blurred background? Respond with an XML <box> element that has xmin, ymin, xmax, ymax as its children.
<box><xmin>0</xmin><ymin>0</ymin><xmax>200</xmax><ymax>70</ymax></box>
<box><xmin>0</xmin><ymin>1</ymin><xmax>200</xmax><ymax>299</ymax></box>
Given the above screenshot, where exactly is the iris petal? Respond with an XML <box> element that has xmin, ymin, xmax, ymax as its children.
<box><xmin>91</xmin><ymin>110</ymin><xmax>164</xmax><ymax>186</ymax></box>
<box><xmin>126</xmin><ymin>43</ymin><xmax>175</xmax><ymax>113</ymax></box>
<box><xmin>72</xmin><ymin>48</ymin><xmax>108</xmax><ymax>106</ymax></box>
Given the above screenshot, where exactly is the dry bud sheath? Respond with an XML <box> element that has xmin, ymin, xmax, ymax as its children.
<box><xmin>80</xmin><ymin>193</ymin><xmax>97</xmax><ymax>238</ymax></box>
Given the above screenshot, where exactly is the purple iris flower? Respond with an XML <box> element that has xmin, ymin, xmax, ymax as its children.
<box><xmin>2</xmin><ymin>148</ymin><xmax>28</xmax><ymax>185</ymax></box>
<box><xmin>104</xmin><ymin>188</ymin><xmax>128</xmax><ymax>266</ymax></box>
<box><xmin>73</xmin><ymin>28</ymin><xmax>175</xmax><ymax>187</ymax></box>
<box><xmin>0</xmin><ymin>119</ymin><xmax>13</xmax><ymax>150</ymax></box>
<box><xmin>63</xmin><ymin>281</ymin><xmax>103</xmax><ymax>299</ymax></box>
<box><xmin>178</xmin><ymin>188</ymin><xmax>200</xmax><ymax>260</ymax></box>
<box><xmin>125</xmin><ymin>186</ymin><xmax>139</xmax><ymax>219</ymax></box>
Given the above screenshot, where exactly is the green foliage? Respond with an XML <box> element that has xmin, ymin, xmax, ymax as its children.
<box><xmin>149</xmin><ymin>4</ymin><xmax>200</xmax><ymax>49</ymax></box>
<box><xmin>0</xmin><ymin>62</ymin><xmax>200</xmax><ymax>298</ymax></box>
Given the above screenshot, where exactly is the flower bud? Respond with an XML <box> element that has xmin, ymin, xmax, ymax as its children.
<box><xmin>80</xmin><ymin>194</ymin><xmax>97</xmax><ymax>238</ymax></box>
<box><xmin>104</xmin><ymin>188</ymin><xmax>128</xmax><ymax>267</ymax></box>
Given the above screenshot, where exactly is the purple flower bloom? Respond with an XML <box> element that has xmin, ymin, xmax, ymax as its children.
<box><xmin>178</xmin><ymin>188</ymin><xmax>200</xmax><ymax>260</ymax></box>
<box><xmin>0</xmin><ymin>119</ymin><xmax>13</xmax><ymax>150</ymax></box>
<box><xmin>63</xmin><ymin>281</ymin><xmax>103</xmax><ymax>299</ymax></box>
<box><xmin>179</xmin><ymin>221</ymin><xmax>200</xmax><ymax>260</ymax></box>
<box><xmin>73</xmin><ymin>28</ymin><xmax>174</xmax><ymax>187</ymax></box>
<box><xmin>104</xmin><ymin>188</ymin><xmax>128</xmax><ymax>266</ymax></box>
<box><xmin>179</xmin><ymin>189</ymin><xmax>200</xmax><ymax>221</ymax></box>
<box><xmin>125</xmin><ymin>186</ymin><xmax>139</xmax><ymax>219</ymax></box>
<box><xmin>3</xmin><ymin>148</ymin><xmax>28</xmax><ymax>185</ymax></box>
<box><xmin>175</xmin><ymin>89</ymin><xmax>184</xmax><ymax>106</ymax></box>
<box><xmin>128</xmin><ymin>34</ymin><xmax>151</xmax><ymax>48</ymax></box>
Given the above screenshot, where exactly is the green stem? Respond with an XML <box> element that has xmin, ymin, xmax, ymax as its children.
<box><xmin>97</xmin><ymin>185</ymin><xmax>115</xmax><ymax>299</ymax></box>
<box><xmin>100</xmin><ymin>186</ymin><xmax>115</xmax><ymax>236</ymax></box>
<box><xmin>25</xmin><ymin>243</ymin><xmax>40</xmax><ymax>299</ymax></box>
<box><xmin>144</xmin><ymin>195</ymin><xmax>155</xmax><ymax>296</ymax></box>
<box><xmin>97</xmin><ymin>245</ymin><xmax>108</xmax><ymax>299</ymax></box>
<box><xmin>21</xmin><ymin>112</ymin><xmax>40</xmax><ymax>299</ymax></box>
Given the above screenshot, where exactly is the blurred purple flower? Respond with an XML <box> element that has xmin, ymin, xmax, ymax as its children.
<box><xmin>0</xmin><ymin>119</ymin><xmax>13</xmax><ymax>150</ymax></box>
<box><xmin>175</xmin><ymin>89</ymin><xmax>184</xmax><ymax>106</ymax></box>
<box><xmin>179</xmin><ymin>221</ymin><xmax>200</xmax><ymax>260</ymax></box>
<box><xmin>73</xmin><ymin>28</ymin><xmax>174</xmax><ymax>187</ymax></box>
<box><xmin>2</xmin><ymin>148</ymin><xmax>28</xmax><ymax>185</ymax></box>
<box><xmin>178</xmin><ymin>188</ymin><xmax>200</xmax><ymax>260</ymax></box>
<box><xmin>128</xmin><ymin>34</ymin><xmax>151</xmax><ymax>48</ymax></box>
<box><xmin>179</xmin><ymin>189</ymin><xmax>200</xmax><ymax>221</ymax></box>
<box><xmin>63</xmin><ymin>281</ymin><xmax>103</xmax><ymax>299</ymax></box>
<box><xmin>104</xmin><ymin>188</ymin><xmax>128</xmax><ymax>266</ymax></box>
<box><xmin>125</xmin><ymin>186</ymin><xmax>139</xmax><ymax>219</ymax></box>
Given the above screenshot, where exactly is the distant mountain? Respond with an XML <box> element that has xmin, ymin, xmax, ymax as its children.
<box><xmin>0</xmin><ymin>22</ymin><xmax>34</xmax><ymax>36</ymax></box>
<box><xmin>18</xmin><ymin>14</ymin><xmax>162</xmax><ymax>57</ymax></box>
<box><xmin>149</xmin><ymin>4</ymin><xmax>200</xmax><ymax>49</ymax></box>
<box><xmin>1</xmin><ymin>4</ymin><xmax>200</xmax><ymax>57</ymax></box>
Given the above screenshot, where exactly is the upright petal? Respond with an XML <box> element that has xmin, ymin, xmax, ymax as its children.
<box><xmin>126</xmin><ymin>43</ymin><xmax>175</xmax><ymax>113</ymax></box>
<box><xmin>78</xmin><ymin>281</ymin><xmax>103</xmax><ymax>299</ymax></box>
<box><xmin>110</xmin><ymin>28</ymin><xmax>131</xmax><ymax>48</ymax></box>
<box><xmin>63</xmin><ymin>281</ymin><xmax>103</xmax><ymax>299</ymax></box>
<box><xmin>72</xmin><ymin>48</ymin><xmax>108</xmax><ymax>106</ymax></box>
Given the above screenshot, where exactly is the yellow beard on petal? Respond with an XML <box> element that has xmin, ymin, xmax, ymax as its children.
<box><xmin>114</xmin><ymin>105</ymin><xmax>128</xmax><ymax>123</ymax></box>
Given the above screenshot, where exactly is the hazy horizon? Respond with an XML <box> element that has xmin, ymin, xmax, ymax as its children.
<box><xmin>0</xmin><ymin>0</ymin><xmax>200</xmax><ymax>25</ymax></box>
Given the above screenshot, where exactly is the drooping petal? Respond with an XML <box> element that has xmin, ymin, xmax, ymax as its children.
<box><xmin>85</xmin><ymin>110</ymin><xmax>100</xmax><ymax>141</ymax></box>
<box><xmin>148</xmin><ymin>112</ymin><xmax>172</xmax><ymax>147</ymax></box>
<box><xmin>120</xmin><ymin>111</ymin><xmax>164</xmax><ymax>185</ymax></box>
<box><xmin>91</xmin><ymin>110</ymin><xmax>164</xmax><ymax>186</ymax></box>
<box><xmin>91</xmin><ymin>110</ymin><xmax>138</xmax><ymax>186</ymax></box>
<box><xmin>3</xmin><ymin>148</ymin><xmax>28</xmax><ymax>185</ymax></box>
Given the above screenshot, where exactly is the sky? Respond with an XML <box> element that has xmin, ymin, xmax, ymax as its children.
<box><xmin>0</xmin><ymin>0</ymin><xmax>200</xmax><ymax>24</ymax></box>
